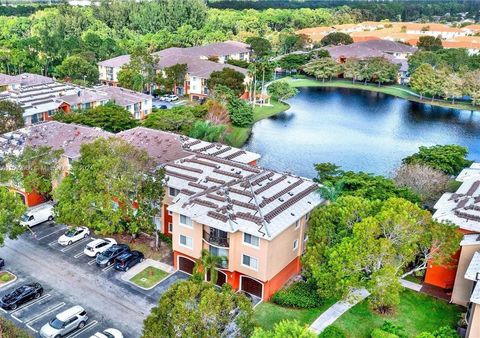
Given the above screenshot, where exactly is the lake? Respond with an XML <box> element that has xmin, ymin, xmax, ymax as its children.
<box><xmin>244</xmin><ymin>87</ymin><xmax>480</xmax><ymax>178</ymax></box>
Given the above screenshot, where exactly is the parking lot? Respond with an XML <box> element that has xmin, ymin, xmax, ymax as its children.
<box><xmin>0</xmin><ymin>221</ymin><xmax>189</xmax><ymax>337</ymax></box>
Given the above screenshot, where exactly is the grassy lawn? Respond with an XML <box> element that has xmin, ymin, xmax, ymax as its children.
<box><xmin>130</xmin><ymin>266</ymin><xmax>169</xmax><ymax>289</ymax></box>
<box><xmin>226</xmin><ymin>99</ymin><xmax>290</xmax><ymax>148</ymax></box>
<box><xmin>280</xmin><ymin>76</ymin><xmax>479</xmax><ymax>112</ymax></box>
<box><xmin>255</xmin><ymin>299</ymin><xmax>336</xmax><ymax>331</ymax></box>
<box><xmin>333</xmin><ymin>289</ymin><xmax>464</xmax><ymax>338</ymax></box>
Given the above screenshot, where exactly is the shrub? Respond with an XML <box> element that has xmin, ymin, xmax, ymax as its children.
<box><xmin>371</xmin><ymin>329</ymin><xmax>399</xmax><ymax>338</ymax></box>
<box><xmin>0</xmin><ymin>273</ymin><xmax>12</xmax><ymax>282</ymax></box>
<box><xmin>227</xmin><ymin>98</ymin><xmax>253</xmax><ymax>127</ymax></box>
<box><xmin>318</xmin><ymin>326</ymin><xmax>346</xmax><ymax>338</ymax></box>
<box><xmin>431</xmin><ymin>326</ymin><xmax>459</xmax><ymax>338</ymax></box>
<box><xmin>271</xmin><ymin>281</ymin><xmax>322</xmax><ymax>308</ymax></box>
<box><xmin>380</xmin><ymin>321</ymin><xmax>407</xmax><ymax>338</ymax></box>
<box><xmin>227</xmin><ymin>59</ymin><xmax>249</xmax><ymax>68</ymax></box>
<box><xmin>0</xmin><ymin>316</ymin><xmax>31</xmax><ymax>338</ymax></box>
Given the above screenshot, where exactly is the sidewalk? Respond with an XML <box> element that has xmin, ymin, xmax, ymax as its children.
<box><xmin>310</xmin><ymin>288</ymin><xmax>370</xmax><ymax>334</ymax></box>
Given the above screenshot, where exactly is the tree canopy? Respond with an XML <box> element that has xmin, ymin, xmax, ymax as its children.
<box><xmin>54</xmin><ymin>137</ymin><xmax>165</xmax><ymax>236</ymax></box>
<box><xmin>417</xmin><ymin>36</ymin><xmax>443</xmax><ymax>51</ymax></box>
<box><xmin>0</xmin><ymin>187</ymin><xmax>27</xmax><ymax>246</ymax></box>
<box><xmin>55</xmin><ymin>54</ymin><xmax>99</xmax><ymax>85</ymax></box>
<box><xmin>402</xmin><ymin>145</ymin><xmax>472</xmax><ymax>176</ymax></box>
<box><xmin>227</xmin><ymin>97</ymin><xmax>254</xmax><ymax>127</ymax></box>
<box><xmin>0</xmin><ymin>101</ymin><xmax>24</xmax><ymax>134</ymax></box>
<box><xmin>251</xmin><ymin>320</ymin><xmax>316</xmax><ymax>338</ymax></box>
<box><xmin>142</xmin><ymin>280</ymin><xmax>253</xmax><ymax>338</ymax></box>
<box><xmin>142</xmin><ymin>105</ymin><xmax>208</xmax><ymax>134</ymax></box>
<box><xmin>207</xmin><ymin>67</ymin><xmax>246</xmax><ymax>96</ymax></box>
<box><xmin>245</xmin><ymin>36</ymin><xmax>272</xmax><ymax>60</ymax></box>
<box><xmin>267</xmin><ymin>81</ymin><xmax>298</xmax><ymax>101</ymax></box>
<box><xmin>278</xmin><ymin>54</ymin><xmax>310</xmax><ymax>71</ymax></box>
<box><xmin>54</xmin><ymin>104</ymin><xmax>138</xmax><ymax>133</ymax></box>
<box><xmin>304</xmin><ymin>195</ymin><xmax>461</xmax><ymax>312</ymax></box>
<box><xmin>314</xmin><ymin>162</ymin><xmax>421</xmax><ymax>204</ymax></box>
<box><xmin>320</xmin><ymin>32</ymin><xmax>353</xmax><ymax>46</ymax></box>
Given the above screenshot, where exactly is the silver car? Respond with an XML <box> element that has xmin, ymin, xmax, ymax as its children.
<box><xmin>40</xmin><ymin>305</ymin><xmax>88</xmax><ymax>338</ymax></box>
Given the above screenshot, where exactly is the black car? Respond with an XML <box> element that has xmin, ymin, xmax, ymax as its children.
<box><xmin>0</xmin><ymin>258</ymin><xmax>4</xmax><ymax>270</ymax></box>
<box><xmin>96</xmin><ymin>244</ymin><xmax>130</xmax><ymax>268</ymax></box>
<box><xmin>158</xmin><ymin>105</ymin><xmax>168</xmax><ymax>109</ymax></box>
<box><xmin>114</xmin><ymin>250</ymin><xmax>144</xmax><ymax>271</ymax></box>
<box><xmin>0</xmin><ymin>283</ymin><xmax>43</xmax><ymax>310</ymax></box>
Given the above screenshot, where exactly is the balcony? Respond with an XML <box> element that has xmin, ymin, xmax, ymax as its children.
<box><xmin>203</xmin><ymin>230</ymin><xmax>229</xmax><ymax>248</ymax></box>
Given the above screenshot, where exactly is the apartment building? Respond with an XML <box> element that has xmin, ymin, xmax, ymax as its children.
<box><xmin>1</xmin><ymin>121</ymin><xmax>320</xmax><ymax>300</ymax></box>
<box><xmin>450</xmin><ymin>234</ymin><xmax>480</xmax><ymax>338</ymax></box>
<box><xmin>98</xmin><ymin>41</ymin><xmax>251</xmax><ymax>100</ymax></box>
<box><xmin>0</xmin><ymin>74</ymin><xmax>153</xmax><ymax>125</ymax></box>
<box><xmin>424</xmin><ymin>163</ymin><xmax>480</xmax><ymax>290</ymax></box>
<box><xmin>165</xmin><ymin>155</ymin><xmax>322</xmax><ymax>300</ymax></box>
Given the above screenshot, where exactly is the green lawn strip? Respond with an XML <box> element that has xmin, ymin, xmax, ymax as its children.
<box><xmin>253</xmin><ymin>99</ymin><xmax>290</xmax><ymax>122</ymax></box>
<box><xmin>226</xmin><ymin>126</ymin><xmax>251</xmax><ymax>148</ymax></box>
<box><xmin>129</xmin><ymin>266</ymin><xmax>168</xmax><ymax>289</ymax></box>
<box><xmin>0</xmin><ymin>271</ymin><xmax>14</xmax><ymax>284</ymax></box>
<box><xmin>280</xmin><ymin>77</ymin><xmax>479</xmax><ymax>111</ymax></box>
<box><xmin>255</xmin><ymin>299</ymin><xmax>336</xmax><ymax>331</ymax></box>
<box><xmin>333</xmin><ymin>289</ymin><xmax>464</xmax><ymax>338</ymax></box>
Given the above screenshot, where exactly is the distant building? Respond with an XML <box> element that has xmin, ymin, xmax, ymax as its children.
<box><xmin>0</xmin><ymin>74</ymin><xmax>152</xmax><ymax>125</ymax></box>
<box><xmin>97</xmin><ymin>41</ymin><xmax>251</xmax><ymax>100</ymax></box>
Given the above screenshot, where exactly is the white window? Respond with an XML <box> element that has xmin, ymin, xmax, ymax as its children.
<box><xmin>179</xmin><ymin>235</ymin><xmax>193</xmax><ymax>249</ymax></box>
<box><xmin>243</xmin><ymin>233</ymin><xmax>259</xmax><ymax>247</ymax></box>
<box><xmin>304</xmin><ymin>232</ymin><xmax>308</xmax><ymax>241</ymax></box>
<box><xmin>293</xmin><ymin>239</ymin><xmax>298</xmax><ymax>250</ymax></box>
<box><xmin>168</xmin><ymin>222</ymin><xmax>173</xmax><ymax>233</ymax></box>
<box><xmin>242</xmin><ymin>254</ymin><xmax>258</xmax><ymax>270</ymax></box>
<box><xmin>295</xmin><ymin>220</ymin><xmax>300</xmax><ymax>229</ymax></box>
<box><xmin>168</xmin><ymin>210</ymin><xmax>173</xmax><ymax>216</ymax></box>
<box><xmin>169</xmin><ymin>187</ymin><xmax>180</xmax><ymax>197</ymax></box>
<box><xmin>180</xmin><ymin>214</ymin><xmax>192</xmax><ymax>227</ymax></box>
<box><xmin>304</xmin><ymin>212</ymin><xmax>311</xmax><ymax>222</ymax></box>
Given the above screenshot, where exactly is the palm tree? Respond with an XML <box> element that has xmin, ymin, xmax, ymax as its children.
<box><xmin>193</xmin><ymin>249</ymin><xmax>226</xmax><ymax>284</ymax></box>
<box><xmin>318</xmin><ymin>180</ymin><xmax>344</xmax><ymax>203</ymax></box>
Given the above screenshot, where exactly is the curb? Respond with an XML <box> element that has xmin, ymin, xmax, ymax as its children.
<box><xmin>0</xmin><ymin>271</ymin><xmax>17</xmax><ymax>289</ymax></box>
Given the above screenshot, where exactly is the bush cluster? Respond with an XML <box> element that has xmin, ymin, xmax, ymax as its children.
<box><xmin>271</xmin><ymin>281</ymin><xmax>322</xmax><ymax>308</ymax></box>
<box><xmin>318</xmin><ymin>326</ymin><xmax>346</xmax><ymax>338</ymax></box>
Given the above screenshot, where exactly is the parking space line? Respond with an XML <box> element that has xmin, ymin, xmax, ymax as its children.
<box><xmin>48</xmin><ymin>239</ymin><xmax>59</xmax><ymax>246</ymax></box>
<box><xmin>74</xmin><ymin>252</ymin><xmax>85</xmax><ymax>259</ymax></box>
<box><xmin>24</xmin><ymin>302</ymin><xmax>65</xmax><ymax>325</ymax></box>
<box><xmin>60</xmin><ymin>237</ymin><xmax>91</xmax><ymax>252</ymax></box>
<box><xmin>10</xmin><ymin>294</ymin><xmax>51</xmax><ymax>318</ymax></box>
<box><xmin>88</xmin><ymin>259</ymin><xmax>97</xmax><ymax>266</ymax></box>
<box><xmin>35</xmin><ymin>226</ymin><xmax>67</xmax><ymax>241</ymax></box>
<box><xmin>0</xmin><ymin>307</ymin><xmax>7</xmax><ymax>314</ymax></box>
<box><xmin>65</xmin><ymin>320</ymin><xmax>98</xmax><ymax>338</ymax></box>
<box><xmin>102</xmin><ymin>264</ymin><xmax>115</xmax><ymax>272</ymax></box>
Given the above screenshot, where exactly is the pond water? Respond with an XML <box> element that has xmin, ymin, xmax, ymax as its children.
<box><xmin>244</xmin><ymin>87</ymin><xmax>480</xmax><ymax>178</ymax></box>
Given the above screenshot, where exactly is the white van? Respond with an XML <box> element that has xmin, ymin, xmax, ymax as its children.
<box><xmin>20</xmin><ymin>203</ymin><xmax>54</xmax><ymax>228</ymax></box>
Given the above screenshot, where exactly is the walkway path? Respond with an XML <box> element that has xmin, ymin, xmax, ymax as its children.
<box><xmin>309</xmin><ymin>288</ymin><xmax>370</xmax><ymax>334</ymax></box>
<box><xmin>400</xmin><ymin>278</ymin><xmax>422</xmax><ymax>292</ymax></box>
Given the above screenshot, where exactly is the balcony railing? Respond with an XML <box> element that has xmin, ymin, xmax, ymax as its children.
<box><xmin>203</xmin><ymin>230</ymin><xmax>229</xmax><ymax>248</ymax></box>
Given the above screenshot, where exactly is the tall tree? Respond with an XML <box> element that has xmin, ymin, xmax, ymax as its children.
<box><xmin>320</xmin><ymin>32</ymin><xmax>353</xmax><ymax>46</ymax></box>
<box><xmin>193</xmin><ymin>249</ymin><xmax>227</xmax><ymax>284</ymax></box>
<box><xmin>54</xmin><ymin>138</ymin><xmax>164</xmax><ymax>237</ymax></box>
<box><xmin>0</xmin><ymin>101</ymin><xmax>24</xmax><ymax>134</ymax></box>
<box><xmin>277</xmin><ymin>54</ymin><xmax>310</xmax><ymax>72</ymax></box>
<box><xmin>402</xmin><ymin>144</ymin><xmax>472</xmax><ymax>176</ymax></box>
<box><xmin>417</xmin><ymin>36</ymin><xmax>443</xmax><ymax>51</ymax></box>
<box><xmin>227</xmin><ymin>97</ymin><xmax>254</xmax><ymax>127</ymax></box>
<box><xmin>267</xmin><ymin>81</ymin><xmax>298</xmax><ymax>101</ymax></box>
<box><xmin>142</xmin><ymin>280</ymin><xmax>254</xmax><ymax>338</ymax></box>
<box><xmin>303</xmin><ymin>57</ymin><xmax>341</xmax><ymax>82</ymax></box>
<box><xmin>367</xmin><ymin>57</ymin><xmax>399</xmax><ymax>86</ymax></box>
<box><xmin>245</xmin><ymin>36</ymin><xmax>272</xmax><ymax>60</ymax></box>
<box><xmin>304</xmin><ymin>196</ymin><xmax>461</xmax><ymax>313</ymax></box>
<box><xmin>55</xmin><ymin>54</ymin><xmax>99</xmax><ymax>85</ymax></box>
<box><xmin>464</xmin><ymin>69</ymin><xmax>480</xmax><ymax>106</ymax></box>
<box><xmin>118</xmin><ymin>45</ymin><xmax>158</xmax><ymax>92</ymax></box>
<box><xmin>410</xmin><ymin>63</ymin><xmax>442</xmax><ymax>100</ymax></box>
<box><xmin>207</xmin><ymin>67</ymin><xmax>246</xmax><ymax>96</ymax></box>
<box><xmin>158</xmin><ymin>63</ymin><xmax>188</xmax><ymax>93</ymax></box>
<box><xmin>0</xmin><ymin>187</ymin><xmax>27</xmax><ymax>246</ymax></box>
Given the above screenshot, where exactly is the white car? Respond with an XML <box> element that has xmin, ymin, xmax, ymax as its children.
<box><xmin>58</xmin><ymin>226</ymin><xmax>90</xmax><ymax>246</ymax></box>
<box><xmin>165</xmin><ymin>94</ymin><xmax>178</xmax><ymax>102</ymax></box>
<box><xmin>158</xmin><ymin>95</ymin><xmax>168</xmax><ymax>101</ymax></box>
<box><xmin>84</xmin><ymin>238</ymin><xmax>117</xmax><ymax>257</ymax></box>
<box><xmin>90</xmin><ymin>328</ymin><xmax>123</xmax><ymax>338</ymax></box>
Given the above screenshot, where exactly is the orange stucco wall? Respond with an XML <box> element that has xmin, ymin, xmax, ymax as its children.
<box><xmin>10</xmin><ymin>188</ymin><xmax>45</xmax><ymax>207</ymax></box>
<box><xmin>425</xmin><ymin>228</ymin><xmax>475</xmax><ymax>289</ymax></box>
<box><xmin>163</xmin><ymin>204</ymin><xmax>173</xmax><ymax>236</ymax></box>
<box><xmin>263</xmin><ymin>256</ymin><xmax>301</xmax><ymax>300</ymax></box>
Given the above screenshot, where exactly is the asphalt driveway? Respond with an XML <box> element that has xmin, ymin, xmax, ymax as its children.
<box><xmin>0</xmin><ymin>221</ymin><xmax>188</xmax><ymax>337</ymax></box>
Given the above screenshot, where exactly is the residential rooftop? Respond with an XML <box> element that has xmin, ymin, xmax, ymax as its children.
<box><xmin>95</xmin><ymin>86</ymin><xmax>152</xmax><ymax>107</ymax></box>
<box><xmin>433</xmin><ymin>163</ymin><xmax>480</xmax><ymax>233</ymax></box>
<box><xmin>166</xmin><ymin>154</ymin><xmax>322</xmax><ymax>240</ymax></box>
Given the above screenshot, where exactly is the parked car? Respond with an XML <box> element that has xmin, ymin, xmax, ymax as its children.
<box><xmin>114</xmin><ymin>250</ymin><xmax>144</xmax><ymax>271</ymax></box>
<box><xmin>40</xmin><ymin>305</ymin><xmax>88</xmax><ymax>338</ymax></box>
<box><xmin>0</xmin><ymin>258</ymin><xmax>4</xmax><ymax>270</ymax></box>
<box><xmin>90</xmin><ymin>328</ymin><xmax>123</xmax><ymax>338</ymax></box>
<box><xmin>84</xmin><ymin>238</ymin><xmax>117</xmax><ymax>258</ymax></box>
<box><xmin>164</xmin><ymin>94</ymin><xmax>179</xmax><ymax>102</ymax></box>
<box><xmin>158</xmin><ymin>105</ymin><xmax>168</xmax><ymax>109</ymax></box>
<box><xmin>158</xmin><ymin>95</ymin><xmax>168</xmax><ymax>101</ymax></box>
<box><xmin>58</xmin><ymin>226</ymin><xmax>90</xmax><ymax>246</ymax></box>
<box><xmin>0</xmin><ymin>283</ymin><xmax>43</xmax><ymax>310</ymax></box>
<box><xmin>20</xmin><ymin>202</ymin><xmax>54</xmax><ymax>228</ymax></box>
<box><xmin>96</xmin><ymin>244</ymin><xmax>130</xmax><ymax>268</ymax></box>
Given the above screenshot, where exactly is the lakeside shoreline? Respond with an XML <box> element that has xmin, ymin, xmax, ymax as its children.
<box><xmin>226</xmin><ymin>76</ymin><xmax>479</xmax><ymax>148</ymax></box>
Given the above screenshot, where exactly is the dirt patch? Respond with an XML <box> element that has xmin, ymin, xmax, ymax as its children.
<box><xmin>110</xmin><ymin>233</ymin><xmax>173</xmax><ymax>264</ymax></box>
